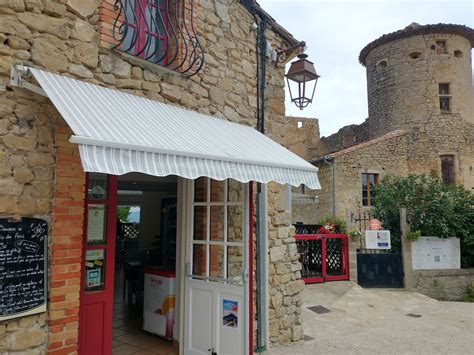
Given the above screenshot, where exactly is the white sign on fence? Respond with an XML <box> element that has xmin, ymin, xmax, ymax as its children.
<box><xmin>411</xmin><ymin>237</ymin><xmax>460</xmax><ymax>270</ymax></box>
<box><xmin>365</xmin><ymin>230</ymin><xmax>391</xmax><ymax>249</ymax></box>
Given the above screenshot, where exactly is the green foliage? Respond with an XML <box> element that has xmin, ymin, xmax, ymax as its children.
<box><xmin>373</xmin><ymin>174</ymin><xmax>474</xmax><ymax>267</ymax></box>
<box><xmin>406</xmin><ymin>230</ymin><xmax>421</xmax><ymax>242</ymax></box>
<box><xmin>461</xmin><ymin>282</ymin><xmax>474</xmax><ymax>302</ymax></box>
<box><xmin>117</xmin><ymin>206</ymin><xmax>131</xmax><ymax>223</ymax></box>
<box><xmin>317</xmin><ymin>216</ymin><xmax>347</xmax><ymax>233</ymax></box>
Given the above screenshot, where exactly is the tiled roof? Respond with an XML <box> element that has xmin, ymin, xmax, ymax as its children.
<box><xmin>310</xmin><ymin>129</ymin><xmax>408</xmax><ymax>163</ymax></box>
<box><xmin>359</xmin><ymin>23</ymin><xmax>474</xmax><ymax>66</ymax></box>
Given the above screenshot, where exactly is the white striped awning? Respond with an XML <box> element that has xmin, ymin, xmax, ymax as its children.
<box><xmin>29</xmin><ymin>68</ymin><xmax>320</xmax><ymax>189</ymax></box>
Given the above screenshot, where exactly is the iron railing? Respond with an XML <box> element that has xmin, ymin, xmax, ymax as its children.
<box><xmin>112</xmin><ymin>0</ymin><xmax>204</xmax><ymax>76</ymax></box>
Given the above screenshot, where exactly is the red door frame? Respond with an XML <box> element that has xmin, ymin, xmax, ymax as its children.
<box><xmin>79</xmin><ymin>174</ymin><xmax>118</xmax><ymax>355</ymax></box>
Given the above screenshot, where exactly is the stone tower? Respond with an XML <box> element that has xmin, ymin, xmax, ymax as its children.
<box><xmin>359</xmin><ymin>23</ymin><xmax>474</xmax><ymax>139</ymax></box>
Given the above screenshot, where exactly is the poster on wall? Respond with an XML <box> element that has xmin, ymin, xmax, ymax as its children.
<box><xmin>365</xmin><ymin>230</ymin><xmax>391</xmax><ymax>249</ymax></box>
<box><xmin>222</xmin><ymin>299</ymin><xmax>238</xmax><ymax>328</ymax></box>
<box><xmin>0</xmin><ymin>218</ymin><xmax>48</xmax><ymax>321</ymax></box>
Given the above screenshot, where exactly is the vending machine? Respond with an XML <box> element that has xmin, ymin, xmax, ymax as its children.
<box><xmin>143</xmin><ymin>268</ymin><xmax>176</xmax><ymax>340</ymax></box>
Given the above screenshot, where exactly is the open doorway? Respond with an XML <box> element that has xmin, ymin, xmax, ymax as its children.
<box><xmin>112</xmin><ymin>173</ymin><xmax>179</xmax><ymax>354</ymax></box>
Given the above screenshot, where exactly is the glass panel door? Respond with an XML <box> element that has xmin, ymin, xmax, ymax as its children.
<box><xmin>190</xmin><ymin>178</ymin><xmax>244</xmax><ymax>284</ymax></box>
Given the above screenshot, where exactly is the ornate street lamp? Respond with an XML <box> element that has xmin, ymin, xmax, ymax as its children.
<box><xmin>285</xmin><ymin>53</ymin><xmax>320</xmax><ymax>110</ymax></box>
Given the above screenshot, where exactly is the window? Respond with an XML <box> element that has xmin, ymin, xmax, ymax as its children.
<box><xmin>122</xmin><ymin>0</ymin><xmax>169</xmax><ymax>64</ymax></box>
<box><xmin>454</xmin><ymin>50</ymin><xmax>463</xmax><ymax>58</ymax></box>
<box><xmin>440</xmin><ymin>155</ymin><xmax>455</xmax><ymax>184</ymax></box>
<box><xmin>376</xmin><ymin>59</ymin><xmax>388</xmax><ymax>72</ymax></box>
<box><xmin>409</xmin><ymin>51</ymin><xmax>421</xmax><ymax>60</ymax></box>
<box><xmin>436</xmin><ymin>40</ymin><xmax>446</xmax><ymax>54</ymax></box>
<box><xmin>362</xmin><ymin>173</ymin><xmax>379</xmax><ymax>207</ymax></box>
<box><xmin>439</xmin><ymin>83</ymin><xmax>451</xmax><ymax>112</ymax></box>
<box><xmin>112</xmin><ymin>0</ymin><xmax>204</xmax><ymax>75</ymax></box>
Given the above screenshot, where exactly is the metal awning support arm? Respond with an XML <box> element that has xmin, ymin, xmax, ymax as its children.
<box><xmin>10</xmin><ymin>63</ymin><xmax>47</xmax><ymax>97</ymax></box>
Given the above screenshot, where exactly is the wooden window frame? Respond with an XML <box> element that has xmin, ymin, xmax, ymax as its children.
<box><xmin>440</xmin><ymin>155</ymin><xmax>455</xmax><ymax>185</ymax></box>
<box><xmin>439</xmin><ymin>83</ymin><xmax>451</xmax><ymax>113</ymax></box>
<box><xmin>362</xmin><ymin>173</ymin><xmax>379</xmax><ymax>207</ymax></box>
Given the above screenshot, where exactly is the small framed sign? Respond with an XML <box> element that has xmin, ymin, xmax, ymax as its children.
<box><xmin>365</xmin><ymin>230</ymin><xmax>391</xmax><ymax>249</ymax></box>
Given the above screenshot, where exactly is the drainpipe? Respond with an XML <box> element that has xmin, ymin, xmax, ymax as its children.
<box><xmin>255</xmin><ymin>182</ymin><xmax>268</xmax><ymax>354</ymax></box>
<box><xmin>323</xmin><ymin>156</ymin><xmax>336</xmax><ymax>216</ymax></box>
<box><xmin>241</xmin><ymin>1</ymin><xmax>269</xmax><ymax>353</ymax></box>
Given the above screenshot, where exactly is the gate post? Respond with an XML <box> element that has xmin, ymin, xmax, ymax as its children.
<box><xmin>400</xmin><ymin>208</ymin><xmax>414</xmax><ymax>289</ymax></box>
<box><xmin>345</xmin><ymin>209</ymin><xmax>359</xmax><ymax>283</ymax></box>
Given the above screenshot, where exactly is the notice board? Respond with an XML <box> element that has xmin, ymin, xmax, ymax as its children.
<box><xmin>0</xmin><ymin>218</ymin><xmax>48</xmax><ymax>321</ymax></box>
<box><xmin>411</xmin><ymin>237</ymin><xmax>460</xmax><ymax>270</ymax></box>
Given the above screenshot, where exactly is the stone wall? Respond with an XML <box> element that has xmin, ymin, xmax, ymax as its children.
<box><xmin>314</xmin><ymin>131</ymin><xmax>409</xmax><ymax>219</ymax></box>
<box><xmin>0</xmin><ymin>314</ymin><xmax>48</xmax><ymax>354</ymax></box>
<box><xmin>267</xmin><ymin>183</ymin><xmax>304</xmax><ymax>344</ymax></box>
<box><xmin>314</xmin><ymin>29</ymin><xmax>474</xmax><ymax>218</ymax></box>
<box><xmin>413</xmin><ymin>269</ymin><xmax>474</xmax><ymax>301</ymax></box>
<box><xmin>0</xmin><ymin>0</ymin><xmax>305</xmax><ymax>352</ymax></box>
<box><xmin>364</xmin><ymin>33</ymin><xmax>473</xmax><ymax>138</ymax></box>
<box><xmin>276</xmin><ymin>116</ymin><xmax>319</xmax><ymax>161</ymax></box>
<box><xmin>319</xmin><ymin>120</ymin><xmax>368</xmax><ymax>156</ymax></box>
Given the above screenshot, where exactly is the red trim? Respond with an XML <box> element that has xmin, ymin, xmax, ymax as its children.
<box><xmin>248</xmin><ymin>182</ymin><xmax>254</xmax><ymax>355</ymax></box>
<box><xmin>303</xmin><ymin>276</ymin><xmax>324</xmax><ymax>283</ymax></box>
<box><xmin>295</xmin><ymin>233</ymin><xmax>350</xmax><ymax>284</ymax></box>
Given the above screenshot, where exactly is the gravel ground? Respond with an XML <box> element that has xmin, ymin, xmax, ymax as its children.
<box><xmin>269</xmin><ymin>282</ymin><xmax>474</xmax><ymax>355</ymax></box>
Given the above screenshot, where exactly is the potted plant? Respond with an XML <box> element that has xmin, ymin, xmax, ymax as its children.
<box><xmin>348</xmin><ymin>228</ymin><xmax>362</xmax><ymax>240</ymax></box>
<box><xmin>317</xmin><ymin>216</ymin><xmax>347</xmax><ymax>234</ymax></box>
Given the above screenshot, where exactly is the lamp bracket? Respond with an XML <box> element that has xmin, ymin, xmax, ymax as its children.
<box><xmin>275</xmin><ymin>41</ymin><xmax>306</xmax><ymax>65</ymax></box>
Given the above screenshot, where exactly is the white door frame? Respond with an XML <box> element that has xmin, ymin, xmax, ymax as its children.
<box><xmin>181</xmin><ymin>178</ymin><xmax>249</xmax><ymax>355</ymax></box>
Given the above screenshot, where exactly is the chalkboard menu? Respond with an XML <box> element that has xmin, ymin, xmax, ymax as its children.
<box><xmin>0</xmin><ymin>218</ymin><xmax>47</xmax><ymax>321</ymax></box>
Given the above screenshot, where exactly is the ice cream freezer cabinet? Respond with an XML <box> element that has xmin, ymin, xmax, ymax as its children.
<box><xmin>143</xmin><ymin>268</ymin><xmax>176</xmax><ymax>340</ymax></box>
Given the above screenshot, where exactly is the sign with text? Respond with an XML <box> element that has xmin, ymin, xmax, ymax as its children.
<box><xmin>412</xmin><ymin>237</ymin><xmax>460</xmax><ymax>270</ymax></box>
<box><xmin>365</xmin><ymin>230</ymin><xmax>391</xmax><ymax>249</ymax></box>
<box><xmin>0</xmin><ymin>218</ymin><xmax>47</xmax><ymax>321</ymax></box>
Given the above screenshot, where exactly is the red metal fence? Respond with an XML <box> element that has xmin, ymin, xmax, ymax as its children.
<box><xmin>295</xmin><ymin>228</ymin><xmax>349</xmax><ymax>284</ymax></box>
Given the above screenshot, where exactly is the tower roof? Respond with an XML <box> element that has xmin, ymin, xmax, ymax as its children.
<box><xmin>359</xmin><ymin>23</ymin><xmax>474</xmax><ymax>66</ymax></box>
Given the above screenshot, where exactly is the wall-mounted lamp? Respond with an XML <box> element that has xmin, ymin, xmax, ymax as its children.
<box><xmin>285</xmin><ymin>53</ymin><xmax>320</xmax><ymax>110</ymax></box>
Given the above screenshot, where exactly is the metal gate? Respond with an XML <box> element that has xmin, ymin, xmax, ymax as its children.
<box><xmin>356</xmin><ymin>252</ymin><xmax>403</xmax><ymax>288</ymax></box>
<box><xmin>351</xmin><ymin>211</ymin><xmax>404</xmax><ymax>288</ymax></box>
<box><xmin>294</xmin><ymin>225</ymin><xmax>349</xmax><ymax>284</ymax></box>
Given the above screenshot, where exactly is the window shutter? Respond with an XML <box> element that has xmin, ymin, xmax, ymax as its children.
<box><xmin>440</xmin><ymin>155</ymin><xmax>455</xmax><ymax>184</ymax></box>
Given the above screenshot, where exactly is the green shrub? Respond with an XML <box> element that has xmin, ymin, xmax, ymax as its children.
<box><xmin>373</xmin><ymin>174</ymin><xmax>474</xmax><ymax>267</ymax></box>
<box><xmin>461</xmin><ymin>283</ymin><xmax>474</xmax><ymax>302</ymax></box>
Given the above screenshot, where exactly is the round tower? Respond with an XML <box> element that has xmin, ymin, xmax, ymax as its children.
<box><xmin>359</xmin><ymin>23</ymin><xmax>474</xmax><ymax>139</ymax></box>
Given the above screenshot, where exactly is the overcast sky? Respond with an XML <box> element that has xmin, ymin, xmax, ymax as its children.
<box><xmin>257</xmin><ymin>0</ymin><xmax>474</xmax><ymax>137</ymax></box>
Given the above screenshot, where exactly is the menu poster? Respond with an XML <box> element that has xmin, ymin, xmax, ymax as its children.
<box><xmin>0</xmin><ymin>218</ymin><xmax>47</xmax><ymax>321</ymax></box>
<box><xmin>87</xmin><ymin>205</ymin><xmax>106</xmax><ymax>243</ymax></box>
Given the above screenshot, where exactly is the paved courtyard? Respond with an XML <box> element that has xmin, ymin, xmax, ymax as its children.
<box><xmin>270</xmin><ymin>282</ymin><xmax>474</xmax><ymax>354</ymax></box>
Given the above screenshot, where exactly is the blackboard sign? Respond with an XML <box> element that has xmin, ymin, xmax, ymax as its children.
<box><xmin>0</xmin><ymin>218</ymin><xmax>47</xmax><ymax>320</ymax></box>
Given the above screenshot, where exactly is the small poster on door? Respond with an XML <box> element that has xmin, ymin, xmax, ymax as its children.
<box><xmin>222</xmin><ymin>299</ymin><xmax>238</xmax><ymax>328</ymax></box>
<box><xmin>86</xmin><ymin>269</ymin><xmax>101</xmax><ymax>287</ymax></box>
<box><xmin>87</xmin><ymin>205</ymin><xmax>106</xmax><ymax>243</ymax></box>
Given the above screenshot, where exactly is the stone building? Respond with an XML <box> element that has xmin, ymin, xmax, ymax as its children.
<box><xmin>0</xmin><ymin>1</ymin><xmax>320</xmax><ymax>354</ymax></box>
<box><xmin>312</xmin><ymin>23</ymin><xmax>474</xmax><ymax>220</ymax></box>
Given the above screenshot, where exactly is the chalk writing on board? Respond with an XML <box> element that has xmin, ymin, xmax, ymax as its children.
<box><xmin>0</xmin><ymin>218</ymin><xmax>48</xmax><ymax>320</ymax></box>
